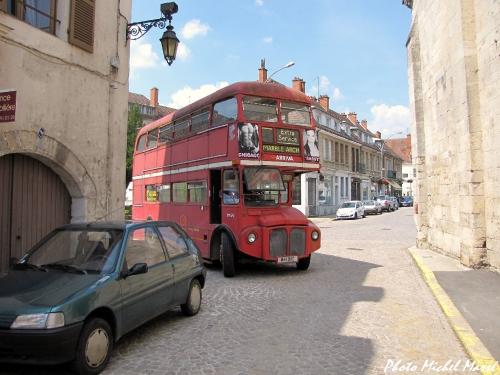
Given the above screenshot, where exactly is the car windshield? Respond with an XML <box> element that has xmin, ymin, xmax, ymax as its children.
<box><xmin>364</xmin><ymin>200</ymin><xmax>375</xmax><ymax>205</ymax></box>
<box><xmin>243</xmin><ymin>167</ymin><xmax>285</xmax><ymax>206</ymax></box>
<box><xmin>377</xmin><ymin>196</ymin><xmax>387</xmax><ymax>200</ymax></box>
<box><xmin>341</xmin><ymin>202</ymin><xmax>355</xmax><ymax>208</ymax></box>
<box><xmin>22</xmin><ymin>229</ymin><xmax>123</xmax><ymax>274</ymax></box>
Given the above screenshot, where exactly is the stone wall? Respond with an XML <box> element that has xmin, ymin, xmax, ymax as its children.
<box><xmin>407</xmin><ymin>0</ymin><xmax>500</xmax><ymax>269</ymax></box>
<box><xmin>0</xmin><ymin>0</ymin><xmax>131</xmax><ymax>221</ymax></box>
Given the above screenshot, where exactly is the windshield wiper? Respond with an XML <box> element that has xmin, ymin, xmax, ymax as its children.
<box><xmin>41</xmin><ymin>263</ymin><xmax>87</xmax><ymax>275</ymax></box>
<box><xmin>12</xmin><ymin>262</ymin><xmax>48</xmax><ymax>272</ymax></box>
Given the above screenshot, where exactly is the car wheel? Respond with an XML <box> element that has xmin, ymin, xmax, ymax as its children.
<box><xmin>296</xmin><ymin>255</ymin><xmax>311</xmax><ymax>271</ymax></box>
<box><xmin>363</xmin><ymin>212</ymin><xmax>366</xmax><ymax>218</ymax></box>
<box><xmin>181</xmin><ymin>279</ymin><xmax>202</xmax><ymax>316</ymax></box>
<box><xmin>71</xmin><ymin>318</ymin><xmax>113</xmax><ymax>375</ymax></box>
<box><xmin>220</xmin><ymin>232</ymin><xmax>236</xmax><ymax>277</ymax></box>
<box><xmin>354</xmin><ymin>212</ymin><xmax>358</xmax><ymax>219</ymax></box>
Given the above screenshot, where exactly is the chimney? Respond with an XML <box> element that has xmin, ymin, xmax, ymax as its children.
<box><xmin>361</xmin><ymin>119</ymin><xmax>368</xmax><ymax>130</ymax></box>
<box><xmin>319</xmin><ymin>95</ymin><xmax>330</xmax><ymax>111</ymax></box>
<box><xmin>258</xmin><ymin>59</ymin><xmax>268</xmax><ymax>82</ymax></box>
<box><xmin>150</xmin><ymin>87</ymin><xmax>159</xmax><ymax>107</ymax></box>
<box><xmin>292</xmin><ymin>77</ymin><xmax>305</xmax><ymax>93</ymax></box>
<box><xmin>347</xmin><ymin>112</ymin><xmax>357</xmax><ymax>124</ymax></box>
<box><xmin>375</xmin><ymin>131</ymin><xmax>382</xmax><ymax>139</ymax></box>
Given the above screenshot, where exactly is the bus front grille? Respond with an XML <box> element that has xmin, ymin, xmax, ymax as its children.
<box><xmin>270</xmin><ymin>229</ymin><xmax>287</xmax><ymax>257</ymax></box>
<box><xmin>290</xmin><ymin>228</ymin><xmax>306</xmax><ymax>256</ymax></box>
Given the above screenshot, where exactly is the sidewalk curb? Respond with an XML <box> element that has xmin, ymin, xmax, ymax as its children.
<box><xmin>408</xmin><ymin>248</ymin><xmax>499</xmax><ymax>375</ymax></box>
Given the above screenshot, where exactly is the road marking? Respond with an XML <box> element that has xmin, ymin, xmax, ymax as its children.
<box><xmin>409</xmin><ymin>248</ymin><xmax>499</xmax><ymax>375</ymax></box>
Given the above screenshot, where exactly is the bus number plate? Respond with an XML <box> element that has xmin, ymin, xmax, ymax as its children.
<box><xmin>277</xmin><ymin>256</ymin><xmax>298</xmax><ymax>264</ymax></box>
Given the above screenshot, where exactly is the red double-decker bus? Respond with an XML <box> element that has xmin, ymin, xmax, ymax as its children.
<box><xmin>132</xmin><ymin>81</ymin><xmax>321</xmax><ymax>277</ymax></box>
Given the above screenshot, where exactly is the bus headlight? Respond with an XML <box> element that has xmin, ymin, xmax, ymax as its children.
<box><xmin>248</xmin><ymin>233</ymin><xmax>257</xmax><ymax>244</ymax></box>
<box><xmin>311</xmin><ymin>231</ymin><xmax>319</xmax><ymax>241</ymax></box>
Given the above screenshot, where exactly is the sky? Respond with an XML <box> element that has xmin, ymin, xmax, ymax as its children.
<box><xmin>129</xmin><ymin>0</ymin><xmax>412</xmax><ymax>138</ymax></box>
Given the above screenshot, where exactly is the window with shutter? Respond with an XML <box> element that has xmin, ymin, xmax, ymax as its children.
<box><xmin>69</xmin><ymin>0</ymin><xmax>95</xmax><ymax>52</ymax></box>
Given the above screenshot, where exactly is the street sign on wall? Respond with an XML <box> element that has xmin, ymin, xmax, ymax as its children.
<box><xmin>0</xmin><ymin>90</ymin><xmax>16</xmax><ymax>123</ymax></box>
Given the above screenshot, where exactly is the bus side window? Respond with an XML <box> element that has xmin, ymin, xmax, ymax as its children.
<box><xmin>222</xmin><ymin>170</ymin><xmax>240</xmax><ymax>204</ymax></box>
<box><xmin>136</xmin><ymin>134</ymin><xmax>147</xmax><ymax>152</ymax></box>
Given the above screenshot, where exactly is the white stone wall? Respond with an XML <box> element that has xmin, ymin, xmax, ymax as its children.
<box><xmin>407</xmin><ymin>0</ymin><xmax>499</xmax><ymax>269</ymax></box>
<box><xmin>0</xmin><ymin>0</ymin><xmax>132</xmax><ymax>221</ymax></box>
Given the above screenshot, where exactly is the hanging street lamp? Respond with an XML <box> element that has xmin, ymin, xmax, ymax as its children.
<box><xmin>126</xmin><ymin>2</ymin><xmax>180</xmax><ymax>65</ymax></box>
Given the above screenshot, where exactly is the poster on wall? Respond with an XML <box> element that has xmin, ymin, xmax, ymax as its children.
<box><xmin>303</xmin><ymin>129</ymin><xmax>320</xmax><ymax>162</ymax></box>
<box><xmin>0</xmin><ymin>90</ymin><xmax>16</xmax><ymax>123</ymax></box>
<box><xmin>238</xmin><ymin>123</ymin><xmax>260</xmax><ymax>158</ymax></box>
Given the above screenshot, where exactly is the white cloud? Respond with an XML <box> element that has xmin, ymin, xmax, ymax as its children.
<box><xmin>370</xmin><ymin>104</ymin><xmax>410</xmax><ymax>137</ymax></box>
<box><xmin>176</xmin><ymin>43</ymin><xmax>191</xmax><ymax>61</ymax></box>
<box><xmin>167</xmin><ymin>82</ymin><xmax>230</xmax><ymax>108</ymax></box>
<box><xmin>181</xmin><ymin>19</ymin><xmax>210</xmax><ymax>39</ymax></box>
<box><xmin>130</xmin><ymin>39</ymin><xmax>160</xmax><ymax>73</ymax></box>
<box><xmin>256</xmin><ymin>0</ymin><xmax>264</xmax><ymax>6</ymax></box>
<box><xmin>263</xmin><ymin>36</ymin><xmax>273</xmax><ymax>44</ymax></box>
<box><xmin>332</xmin><ymin>87</ymin><xmax>344</xmax><ymax>100</ymax></box>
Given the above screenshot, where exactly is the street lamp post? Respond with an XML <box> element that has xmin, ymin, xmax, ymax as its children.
<box><xmin>266</xmin><ymin>61</ymin><xmax>295</xmax><ymax>82</ymax></box>
<box><xmin>126</xmin><ymin>2</ymin><xmax>180</xmax><ymax>65</ymax></box>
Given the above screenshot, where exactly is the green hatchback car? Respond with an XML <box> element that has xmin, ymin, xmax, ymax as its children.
<box><xmin>0</xmin><ymin>221</ymin><xmax>206</xmax><ymax>374</ymax></box>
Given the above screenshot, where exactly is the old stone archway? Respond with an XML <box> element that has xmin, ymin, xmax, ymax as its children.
<box><xmin>0</xmin><ymin>130</ymin><xmax>98</xmax><ymax>272</ymax></box>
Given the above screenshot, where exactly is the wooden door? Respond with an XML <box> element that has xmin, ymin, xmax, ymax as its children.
<box><xmin>0</xmin><ymin>154</ymin><xmax>71</xmax><ymax>272</ymax></box>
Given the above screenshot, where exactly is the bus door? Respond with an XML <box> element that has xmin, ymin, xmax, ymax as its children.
<box><xmin>210</xmin><ymin>170</ymin><xmax>221</xmax><ymax>224</ymax></box>
<box><xmin>220</xmin><ymin>169</ymin><xmax>240</xmax><ymax>231</ymax></box>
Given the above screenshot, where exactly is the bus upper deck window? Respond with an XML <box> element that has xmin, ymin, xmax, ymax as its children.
<box><xmin>213</xmin><ymin>98</ymin><xmax>237</xmax><ymax>127</ymax></box>
<box><xmin>242</xmin><ymin>96</ymin><xmax>278</xmax><ymax>122</ymax></box>
<box><xmin>281</xmin><ymin>102</ymin><xmax>311</xmax><ymax>126</ymax></box>
<box><xmin>146</xmin><ymin>130</ymin><xmax>158</xmax><ymax>149</ymax></box>
<box><xmin>136</xmin><ymin>134</ymin><xmax>147</xmax><ymax>152</ymax></box>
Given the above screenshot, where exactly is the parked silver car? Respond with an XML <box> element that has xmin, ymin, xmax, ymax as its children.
<box><xmin>363</xmin><ymin>200</ymin><xmax>382</xmax><ymax>214</ymax></box>
<box><xmin>389</xmin><ymin>196</ymin><xmax>399</xmax><ymax>210</ymax></box>
<box><xmin>377</xmin><ymin>195</ymin><xmax>394</xmax><ymax>212</ymax></box>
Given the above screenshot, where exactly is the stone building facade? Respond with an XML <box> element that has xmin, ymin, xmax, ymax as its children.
<box><xmin>254</xmin><ymin>62</ymin><xmax>403</xmax><ymax>217</ymax></box>
<box><xmin>405</xmin><ymin>0</ymin><xmax>500</xmax><ymax>269</ymax></box>
<box><xmin>0</xmin><ymin>0</ymin><xmax>131</xmax><ymax>272</ymax></box>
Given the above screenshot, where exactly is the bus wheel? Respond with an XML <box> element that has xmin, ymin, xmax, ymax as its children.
<box><xmin>297</xmin><ymin>256</ymin><xmax>311</xmax><ymax>271</ymax></box>
<box><xmin>220</xmin><ymin>232</ymin><xmax>236</xmax><ymax>277</ymax></box>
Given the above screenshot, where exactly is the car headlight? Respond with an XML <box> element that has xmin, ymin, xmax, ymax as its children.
<box><xmin>11</xmin><ymin>312</ymin><xmax>65</xmax><ymax>329</ymax></box>
<box><xmin>248</xmin><ymin>233</ymin><xmax>256</xmax><ymax>243</ymax></box>
<box><xmin>311</xmin><ymin>231</ymin><xmax>319</xmax><ymax>241</ymax></box>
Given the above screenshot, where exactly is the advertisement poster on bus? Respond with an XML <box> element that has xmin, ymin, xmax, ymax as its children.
<box><xmin>303</xmin><ymin>129</ymin><xmax>320</xmax><ymax>162</ymax></box>
<box><xmin>238</xmin><ymin>123</ymin><xmax>260</xmax><ymax>158</ymax></box>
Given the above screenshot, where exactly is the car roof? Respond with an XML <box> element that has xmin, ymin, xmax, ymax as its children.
<box><xmin>57</xmin><ymin>220</ymin><xmax>180</xmax><ymax>231</ymax></box>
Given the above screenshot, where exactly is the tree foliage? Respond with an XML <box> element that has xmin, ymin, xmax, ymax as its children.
<box><xmin>126</xmin><ymin>104</ymin><xmax>142</xmax><ymax>184</ymax></box>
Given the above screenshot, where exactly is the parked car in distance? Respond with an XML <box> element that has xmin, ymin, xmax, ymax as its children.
<box><xmin>401</xmin><ymin>196</ymin><xmax>414</xmax><ymax>207</ymax></box>
<box><xmin>389</xmin><ymin>196</ymin><xmax>399</xmax><ymax>210</ymax></box>
<box><xmin>377</xmin><ymin>195</ymin><xmax>394</xmax><ymax>212</ymax></box>
<box><xmin>336</xmin><ymin>201</ymin><xmax>365</xmax><ymax>220</ymax></box>
<box><xmin>0</xmin><ymin>221</ymin><xmax>206</xmax><ymax>374</ymax></box>
<box><xmin>397</xmin><ymin>196</ymin><xmax>406</xmax><ymax>206</ymax></box>
<box><xmin>363</xmin><ymin>200</ymin><xmax>382</xmax><ymax>215</ymax></box>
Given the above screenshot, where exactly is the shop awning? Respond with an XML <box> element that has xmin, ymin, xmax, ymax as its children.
<box><xmin>388</xmin><ymin>180</ymin><xmax>402</xmax><ymax>189</ymax></box>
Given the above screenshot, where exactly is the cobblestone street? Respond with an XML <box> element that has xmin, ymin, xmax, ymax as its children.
<box><xmin>4</xmin><ymin>209</ymin><xmax>469</xmax><ymax>375</ymax></box>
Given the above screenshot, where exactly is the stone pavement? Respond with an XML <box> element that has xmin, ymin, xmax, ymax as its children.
<box><xmin>3</xmin><ymin>209</ymin><xmax>475</xmax><ymax>375</ymax></box>
<box><xmin>409</xmin><ymin>247</ymin><xmax>500</xmax><ymax>372</ymax></box>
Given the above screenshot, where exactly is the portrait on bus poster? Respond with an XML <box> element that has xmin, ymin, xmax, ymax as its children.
<box><xmin>303</xmin><ymin>129</ymin><xmax>320</xmax><ymax>162</ymax></box>
<box><xmin>238</xmin><ymin>123</ymin><xmax>260</xmax><ymax>158</ymax></box>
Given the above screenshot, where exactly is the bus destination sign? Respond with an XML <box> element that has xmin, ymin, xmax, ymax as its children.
<box><xmin>276</xmin><ymin>129</ymin><xmax>299</xmax><ymax>145</ymax></box>
<box><xmin>262</xmin><ymin>128</ymin><xmax>301</xmax><ymax>162</ymax></box>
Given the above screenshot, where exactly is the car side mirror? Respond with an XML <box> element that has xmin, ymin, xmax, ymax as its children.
<box><xmin>124</xmin><ymin>263</ymin><xmax>148</xmax><ymax>278</ymax></box>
